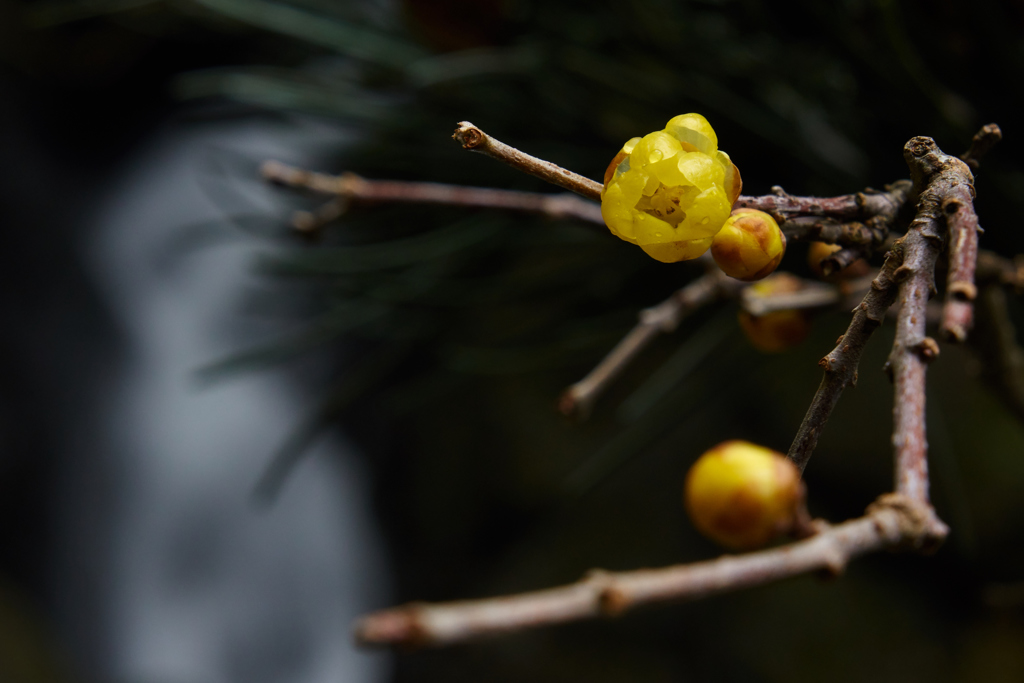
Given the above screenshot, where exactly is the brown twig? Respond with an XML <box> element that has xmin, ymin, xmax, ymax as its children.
<box><xmin>821</xmin><ymin>246</ymin><xmax>870</xmax><ymax>277</ymax></box>
<box><xmin>959</xmin><ymin>123</ymin><xmax>1003</xmax><ymax>169</ymax></box>
<box><xmin>938</xmin><ymin>124</ymin><xmax>1000</xmax><ymax>342</ymax></box>
<box><xmin>940</xmin><ymin>188</ymin><xmax>980</xmax><ymax>342</ymax></box>
<box><xmin>739</xmin><ymin>280</ymin><xmax>841</xmax><ymax>317</ymax></box>
<box><xmin>453</xmin><ymin>122</ymin><xmax>605</xmax><ymax>202</ymax></box>
<box><xmin>736</xmin><ymin>184</ymin><xmax>897</xmax><ymax>221</ymax></box>
<box><xmin>559</xmin><ymin>269</ymin><xmax>738</xmax><ymax>419</ymax></box>
<box><xmin>887</xmin><ymin>137</ymin><xmax>970</xmax><ymax>515</ymax></box>
<box><xmin>291</xmin><ymin>197</ymin><xmax>349</xmax><ymax>233</ymax></box>
<box><xmin>976</xmin><ymin>250</ymin><xmax>1024</xmax><ymax>290</ymax></box>
<box><xmin>261</xmin><ymin>160</ymin><xmax>605</xmax><ymax>229</ymax></box>
<box><xmin>353</xmin><ymin>494</ymin><xmax>943</xmax><ymax>649</ymax></box>
<box><xmin>737</xmin><ymin>181</ymin><xmax>912</xmax><ymax>251</ymax></box>
<box><xmin>971</xmin><ymin>285</ymin><xmax>1024</xmax><ymax>423</ymax></box>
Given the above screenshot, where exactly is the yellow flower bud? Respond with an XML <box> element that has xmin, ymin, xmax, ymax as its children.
<box><xmin>684</xmin><ymin>440</ymin><xmax>804</xmax><ymax>550</ymax></box>
<box><xmin>601</xmin><ymin>114</ymin><xmax>739</xmax><ymax>263</ymax></box>
<box><xmin>710</xmin><ymin>208</ymin><xmax>786</xmax><ymax>281</ymax></box>
<box><xmin>737</xmin><ymin>273</ymin><xmax>811</xmax><ymax>353</ymax></box>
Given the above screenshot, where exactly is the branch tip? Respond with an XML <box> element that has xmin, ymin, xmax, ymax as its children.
<box><xmin>961</xmin><ymin>123</ymin><xmax>1003</xmax><ymax>169</ymax></box>
<box><xmin>453</xmin><ymin>121</ymin><xmax>484</xmax><ymax>149</ymax></box>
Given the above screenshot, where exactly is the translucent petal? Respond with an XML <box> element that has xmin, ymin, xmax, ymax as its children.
<box><xmin>600</xmin><ymin>183</ymin><xmax>637</xmax><ymax>242</ymax></box>
<box><xmin>631</xmin><ymin>131</ymin><xmax>682</xmax><ymax>168</ymax></box>
<box><xmin>665</xmin><ymin>113</ymin><xmax>718</xmax><ymax>154</ymax></box>
<box><xmin>640</xmin><ymin>236</ymin><xmax>714</xmax><ymax>263</ymax></box>
<box><xmin>684</xmin><ymin>186</ymin><xmax>731</xmax><ymax>238</ymax></box>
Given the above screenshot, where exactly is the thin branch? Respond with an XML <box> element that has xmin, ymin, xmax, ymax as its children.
<box><xmin>353</xmin><ymin>493</ymin><xmax>944</xmax><ymax>649</ymax></box>
<box><xmin>559</xmin><ymin>269</ymin><xmax>738</xmax><ymax>419</ymax></box>
<box><xmin>938</xmin><ymin>123</ymin><xmax>1001</xmax><ymax>341</ymax></box>
<box><xmin>739</xmin><ymin>280</ymin><xmax>841</xmax><ymax>317</ymax></box>
<box><xmin>888</xmin><ymin>137</ymin><xmax>971</xmax><ymax>513</ymax></box>
<box><xmin>971</xmin><ymin>285</ymin><xmax>1024</xmax><ymax>424</ymax></box>
<box><xmin>960</xmin><ymin>123</ymin><xmax>1003</xmax><ymax>169</ymax></box>
<box><xmin>292</xmin><ymin>197</ymin><xmax>349</xmax><ymax>233</ymax></box>
<box><xmin>737</xmin><ymin>181</ymin><xmax>912</xmax><ymax>249</ymax></box>
<box><xmin>940</xmin><ymin>187</ymin><xmax>980</xmax><ymax>342</ymax></box>
<box><xmin>820</xmin><ymin>246</ymin><xmax>869</xmax><ymax>277</ymax></box>
<box><xmin>976</xmin><ymin>250</ymin><xmax>1024</xmax><ymax>290</ymax></box>
<box><xmin>787</xmin><ymin>251</ymin><xmax>902</xmax><ymax>471</ymax></box>
<box><xmin>453</xmin><ymin>122</ymin><xmax>605</xmax><ymax>202</ymax></box>
<box><xmin>261</xmin><ymin>160</ymin><xmax>605</xmax><ymax>228</ymax></box>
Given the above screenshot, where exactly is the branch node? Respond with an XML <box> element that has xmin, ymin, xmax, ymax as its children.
<box><xmin>818</xmin><ymin>547</ymin><xmax>849</xmax><ymax>578</ymax></box>
<box><xmin>585</xmin><ymin>570</ymin><xmax>631</xmax><ymax>617</ymax></box>
<box><xmin>949</xmin><ymin>281</ymin><xmax>978</xmax><ymax>302</ymax></box>
<box><xmin>866</xmin><ymin>493</ymin><xmax>948</xmax><ymax>553</ymax></box>
<box><xmin>915</xmin><ymin>336</ymin><xmax>941</xmax><ymax>361</ymax></box>
<box><xmin>942</xmin><ymin>321</ymin><xmax>967</xmax><ymax>344</ymax></box>
<box><xmin>893</xmin><ymin>265</ymin><xmax>914</xmax><ymax>282</ymax></box>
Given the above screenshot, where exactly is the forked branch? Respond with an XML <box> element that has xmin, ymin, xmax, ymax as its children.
<box><xmin>559</xmin><ymin>267</ymin><xmax>739</xmax><ymax>419</ymax></box>
<box><xmin>888</xmin><ymin>137</ymin><xmax>969</xmax><ymax>513</ymax></box>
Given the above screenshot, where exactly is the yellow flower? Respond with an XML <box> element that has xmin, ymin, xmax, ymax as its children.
<box><xmin>601</xmin><ymin>114</ymin><xmax>742</xmax><ymax>263</ymax></box>
<box><xmin>684</xmin><ymin>440</ymin><xmax>803</xmax><ymax>549</ymax></box>
<box><xmin>711</xmin><ymin>208</ymin><xmax>786</xmax><ymax>281</ymax></box>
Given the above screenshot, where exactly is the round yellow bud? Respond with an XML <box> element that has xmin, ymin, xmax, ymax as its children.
<box><xmin>737</xmin><ymin>273</ymin><xmax>811</xmax><ymax>353</ymax></box>
<box><xmin>684</xmin><ymin>441</ymin><xmax>804</xmax><ymax>550</ymax></box>
<box><xmin>710</xmin><ymin>209</ymin><xmax>786</xmax><ymax>281</ymax></box>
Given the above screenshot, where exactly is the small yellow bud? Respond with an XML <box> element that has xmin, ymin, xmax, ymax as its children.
<box><xmin>710</xmin><ymin>208</ymin><xmax>786</xmax><ymax>281</ymax></box>
<box><xmin>806</xmin><ymin>241</ymin><xmax>870</xmax><ymax>280</ymax></box>
<box><xmin>684</xmin><ymin>440</ymin><xmax>804</xmax><ymax>550</ymax></box>
<box><xmin>737</xmin><ymin>273</ymin><xmax>811</xmax><ymax>353</ymax></box>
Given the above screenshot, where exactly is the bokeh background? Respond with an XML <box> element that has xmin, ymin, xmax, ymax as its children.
<box><xmin>3</xmin><ymin>0</ymin><xmax>1024</xmax><ymax>681</ymax></box>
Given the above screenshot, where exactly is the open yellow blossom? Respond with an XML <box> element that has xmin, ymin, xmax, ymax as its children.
<box><xmin>601</xmin><ymin>114</ymin><xmax>742</xmax><ymax>263</ymax></box>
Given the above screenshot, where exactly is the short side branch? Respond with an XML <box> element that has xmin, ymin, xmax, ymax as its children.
<box><xmin>559</xmin><ymin>269</ymin><xmax>737</xmax><ymax>419</ymax></box>
<box><xmin>960</xmin><ymin>123</ymin><xmax>1003</xmax><ymax>169</ymax></box>
<box><xmin>972</xmin><ymin>285</ymin><xmax>1024</xmax><ymax>423</ymax></box>
<box><xmin>453</xmin><ymin>122</ymin><xmax>604</xmax><ymax>202</ymax></box>
<box><xmin>354</xmin><ymin>495</ymin><xmax>940</xmax><ymax>649</ymax></box>
<box><xmin>940</xmin><ymin>185</ymin><xmax>980</xmax><ymax>342</ymax></box>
